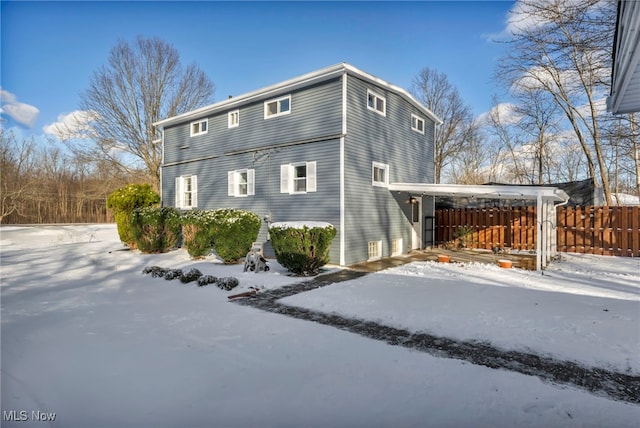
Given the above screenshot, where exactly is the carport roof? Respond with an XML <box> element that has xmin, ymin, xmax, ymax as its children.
<box><xmin>388</xmin><ymin>183</ymin><xmax>570</xmax><ymax>203</ymax></box>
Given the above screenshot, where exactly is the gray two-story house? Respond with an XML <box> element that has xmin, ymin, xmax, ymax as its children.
<box><xmin>155</xmin><ymin>63</ymin><xmax>441</xmax><ymax>266</ymax></box>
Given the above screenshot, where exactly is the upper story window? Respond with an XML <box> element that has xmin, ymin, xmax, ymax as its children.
<box><xmin>190</xmin><ymin>119</ymin><xmax>208</xmax><ymax>136</ymax></box>
<box><xmin>264</xmin><ymin>95</ymin><xmax>291</xmax><ymax>119</ymax></box>
<box><xmin>175</xmin><ymin>175</ymin><xmax>197</xmax><ymax>209</ymax></box>
<box><xmin>411</xmin><ymin>114</ymin><xmax>425</xmax><ymax>134</ymax></box>
<box><xmin>228</xmin><ymin>110</ymin><xmax>239</xmax><ymax>128</ymax></box>
<box><xmin>367</xmin><ymin>89</ymin><xmax>386</xmax><ymax>116</ymax></box>
<box><xmin>280</xmin><ymin>161</ymin><xmax>317</xmax><ymax>194</ymax></box>
<box><xmin>372</xmin><ymin>162</ymin><xmax>389</xmax><ymax>187</ymax></box>
<box><xmin>228</xmin><ymin>169</ymin><xmax>255</xmax><ymax>197</ymax></box>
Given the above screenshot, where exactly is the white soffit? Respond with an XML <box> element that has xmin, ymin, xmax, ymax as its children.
<box><xmin>389</xmin><ymin>183</ymin><xmax>570</xmax><ymax>203</ymax></box>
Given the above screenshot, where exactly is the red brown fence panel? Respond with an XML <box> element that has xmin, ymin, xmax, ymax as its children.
<box><xmin>436</xmin><ymin>206</ymin><xmax>639</xmax><ymax>257</ymax></box>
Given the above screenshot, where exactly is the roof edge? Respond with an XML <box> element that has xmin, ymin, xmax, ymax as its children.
<box><xmin>154</xmin><ymin>62</ymin><xmax>442</xmax><ymax>128</ymax></box>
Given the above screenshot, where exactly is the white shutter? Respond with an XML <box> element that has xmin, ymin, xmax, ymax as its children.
<box><xmin>191</xmin><ymin>175</ymin><xmax>198</xmax><ymax>207</ymax></box>
<box><xmin>280</xmin><ymin>164</ymin><xmax>290</xmax><ymax>193</ymax></box>
<box><xmin>175</xmin><ymin>177</ymin><xmax>182</xmax><ymax>208</ymax></box>
<box><xmin>247</xmin><ymin>169</ymin><xmax>255</xmax><ymax>196</ymax></box>
<box><xmin>228</xmin><ymin>171</ymin><xmax>235</xmax><ymax>196</ymax></box>
<box><xmin>306</xmin><ymin>161</ymin><xmax>317</xmax><ymax>192</ymax></box>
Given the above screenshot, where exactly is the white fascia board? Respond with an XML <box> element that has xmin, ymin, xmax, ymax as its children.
<box><xmin>389</xmin><ymin>183</ymin><xmax>569</xmax><ymax>203</ymax></box>
<box><xmin>610</xmin><ymin>1</ymin><xmax>640</xmax><ymax>114</ymax></box>
<box><xmin>154</xmin><ymin>62</ymin><xmax>443</xmax><ymax>128</ymax></box>
<box><xmin>154</xmin><ymin>64</ymin><xmax>347</xmax><ymax>128</ymax></box>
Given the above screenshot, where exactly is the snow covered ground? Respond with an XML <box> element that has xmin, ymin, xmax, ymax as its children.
<box><xmin>1</xmin><ymin>224</ymin><xmax>639</xmax><ymax>427</ymax></box>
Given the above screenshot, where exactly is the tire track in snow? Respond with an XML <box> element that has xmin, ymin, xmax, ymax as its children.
<box><xmin>234</xmin><ymin>269</ymin><xmax>640</xmax><ymax>404</ymax></box>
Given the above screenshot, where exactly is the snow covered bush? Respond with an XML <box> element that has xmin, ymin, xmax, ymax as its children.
<box><xmin>269</xmin><ymin>222</ymin><xmax>336</xmax><ymax>276</ymax></box>
<box><xmin>180</xmin><ymin>210</ymin><xmax>216</xmax><ymax>258</ymax></box>
<box><xmin>142</xmin><ymin>266</ymin><xmax>168</xmax><ymax>278</ymax></box>
<box><xmin>107</xmin><ymin>184</ymin><xmax>160</xmax><ymax>249</ymax></box>
<box><xmin>216</xmin><ymin>277</ymin><xmax>239</xmax><ymax>291</ymax></box>
<box><xmin>131</xmin><ymin>207</ymin><xmax>181</xmax><ymax>253</ymax></box>
<box><xmin>180</xmin><ymin>268</ymin><xmax>203</xmax><ymax>284</ymax></box>
<box><xmin>197</xmin><ymin>275</ymin><xmax>218</xmax><ymax>287</ymax></box>
<box><xmin>164</xmin><ymin>269</ymin><xmax>183</xmax><ymax>281</ymax></box>
<box><xmin>209</xmin><ymin>209</ymin><xmax>261</xmax><ymax>263</ymax></box>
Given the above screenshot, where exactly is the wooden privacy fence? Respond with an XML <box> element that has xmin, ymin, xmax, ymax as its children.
<box><xmin>435</xmin><ymin>206</ymin><xmax>640</xmax><ymax>257</ymax></box>
<box><xmin>556</xmin><ymin>206</ymin><xmax>639</xmax><ymax>256</ymax></box>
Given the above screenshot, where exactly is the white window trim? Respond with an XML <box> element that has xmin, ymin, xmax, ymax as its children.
<box><xmin>228</xmin><ymin>110</ymin><xmax>239</xmax><ymax>128</ymax></box>
<box><xmin>264</xmin><ymin>95</ymin><xmax>291</xmax><ymax>119</ymax></box>
<box><xmin>280</xmin><ymin>161</ymin><xmax>317</xmax><ymax>194</ymax></box>
<box><xmin>228</xmin><ymin>169</ymin><xmax>255</xmax><ymax>197</ymax></box>
<box><xmin>190</xmin><ymin>119</ymin><xmax>208</xmax><ymax>137</ymax></box>
<box><xmin>368</xmin><ymin>240</ymin><xmax>383</xmax><ymax>262</ymax></box>
<box><xmin>175</xmin><ymin>175</ymin><xmax>198</xmax><ymax>209</ymax></box>
<box><xmin>372</xmin><ymin>161</ymin><xmax>389</xmax><ymax>187</ymax></box>
<box><xmin>392</xmin><ymin>238</ymin><xmax>403</xmax><ymax>256</ymax></box>
<box><xmin>367</xmin><ymin>89</ymin><xmax>386</xmax><ymax>116</ymax></box>
<box><xmin>411</xmin><ymin>113</ymin><xmax>425</xmax><ymax>134</ymax></box>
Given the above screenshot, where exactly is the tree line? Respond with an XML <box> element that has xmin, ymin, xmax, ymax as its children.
<box><xmin>2</xmin><ymin>1</ymin><xmax>638</xmax><ymax>225</ymax></box>
<box><xmin>0</xmin><ymin>128</ymin><xmax>148</xmax><ymax>224</ymax></box>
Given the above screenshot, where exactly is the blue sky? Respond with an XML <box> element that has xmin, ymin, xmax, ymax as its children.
<box><xmin>1</xmin><ymin>1</ymin><xmax>514</xmax><ymax>138</ymax></box>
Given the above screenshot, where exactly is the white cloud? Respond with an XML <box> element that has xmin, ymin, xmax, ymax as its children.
<box><xmin>0</xmin><ymin>88</ymin><xmax>40</xmax><ymax>128</ymax></box>
<box><xmin>477</xmin><ymin>103</ymin><xmax>523</xmax><ymax>127</ymax></box>
<box><xmin>43</xmin><ymin>110</ymin><xmax>98</xmax><ymax>140</ymax></box>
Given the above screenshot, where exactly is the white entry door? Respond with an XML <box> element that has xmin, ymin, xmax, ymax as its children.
<box><xmin>411</xmin><ymin>197</ymin><xmax>422</xmax><ymax>250</ymax></box>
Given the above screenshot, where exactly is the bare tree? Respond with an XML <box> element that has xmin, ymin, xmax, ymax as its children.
<box><xmin>446</xmin><ymin>126</ymin><xmax>487</xmax><ymax>184</ymax></box>
<box><xmin>410</xmin><ymin>67</ymin><xmax>476</xmax><ymax>183</ymax></box>
<box><xmin>513</xmin><ymin>89</ymin><xmax>561</xmax><ymax>184</ymax></box>
<box><xmin>496</xmin><ymin>0</ymin><xmax>616</xmax><ymax>204</ymax></box>
<box><xmin>0</xmin><ymin>129</ymin><xmax>36</xmax><ymax>223</ymax></box>
<box><xmin>63</xmin><ymin>36</ymin><xmax>215</xmax><ymax>187</ymax></box>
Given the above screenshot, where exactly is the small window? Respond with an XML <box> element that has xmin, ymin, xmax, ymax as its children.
<box><xmin>372</xmin><ymin>162</ymin><xmax>389</xmax><ymax>187</ymax></box>
<box><xmin>175</xmin><ymin>175</ymin><xmax>198</xmax><ymax>209</ymax></box>
<box><xmin>265</xmin><ymin>95</ymin><xmax>291</xmax><ymax>118</ymax></box>
<box><xmin>190</xmin><ymin>119</ymin><xmax>208</xmax><ymax>136</ymax></box>
<box><xmin>392</xmin><ymin>238</ymin><xmax>403</xmax><ymax>256</ymax></box>
<box><xmin>228</xmin><ymin>110</ymin><xmax>239</xmax><ymax>128</ymax></box>
<box><xmin>368</xmin><ymin>240</ymin><xmax>382</xmax><ymax>261</ymax></box>
<box><xmin>280</xmin><ymin>161</ymin><xmax>317</xmax><ymax>194</ymax></box>
<box><xmin>367</xmin><ymin>90</ymin><xmax>386</xmax><ymax>116</ymax></box>
<box><xmin>228</xmin><ymin>169</ymin><xmax>255</xmax><ymax>197</ymax></box>
<box><xmin>411</xmin><ymin>114</ymin><xmax>425</xmax><ymax>134</ymax></box>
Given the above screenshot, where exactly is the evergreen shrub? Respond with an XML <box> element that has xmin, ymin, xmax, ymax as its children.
<box><xmin>269</xmin><ymin>222</ymin><xmax>336</xmax><ymax>276</ymax></box>
<box><xmin>180</xmin><ymin>210</ymin><xmax>216</xmax><ymax>258</ymax></box>
<box><xmin>131</xmin><ymin>206</ymin><xmax>181</xmax><ymax>253</ymax></box>
<box><xmin>107</xmin><ymin>184</ymin><xmax>160</xmax><ymax>248</ymax></box>
<box><xmin>209</xmin><ymin>209</ymin><xmax>261</xmax><ymax>263</ymax></box>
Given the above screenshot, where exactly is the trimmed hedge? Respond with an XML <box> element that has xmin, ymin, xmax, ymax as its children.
<box><xmin>209</xmin><ymin>209</ymin><xmax>261</xmax><ymax>263</ymax></box>
<box><xmin>107</xmin><ymin>184</ymin><xmax>160</xmax><ymax>248</ymax></box>
<box><xmin>269</xmin><ymin>222</ymin><xmax>336</xmax><ymax>276</ymax></box>
<box><xmin>181</xmin><ymin>210</ymin><xmax>216</xmax><ymax>258</ymax></box>
<box><xmin>130</xmin><ymin>206</ymin><xmax>181</xmax><ymax>253</ymax></box>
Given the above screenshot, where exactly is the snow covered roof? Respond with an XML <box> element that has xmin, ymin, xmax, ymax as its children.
<box><xmin>154</xmin><ymin>63</ymin><xmax>442</xmax><ymax>128</ymax></box>
<box><xmin>388</xmin><ymin>183</ymin><xmax>570</xmax><ymax>203</ymax></box>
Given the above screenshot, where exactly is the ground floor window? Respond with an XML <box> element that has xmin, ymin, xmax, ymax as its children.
<box><xmin>368</xmin><ymin>240</ymin><xmax>382</xmax><ymax>261</ymax></box>
<box><xmin>392</xmin><ymin>238</ymin><xmax>403</xmax><ymax>256</ymax></box>
<box><xmin>280</xmin><ymin>161</ymin><xmax>317</xmax><ymax>194</ymax></box>
<box><xmin>175</xmin><ymin>175</ymin><xmax>197</xmax><ymax>209</ymax></box>
<box><xmin>228</xmin><ymin>169</ymin><xmax>255</xmax><ymax>197</ymax></box>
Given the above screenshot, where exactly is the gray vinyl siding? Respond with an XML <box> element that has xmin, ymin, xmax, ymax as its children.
<box><xmin>163</xmin><ymin>78</ymin><xmax>343</xmax><ymax>166</ymax></box>
<box><xmin>162</xmin><ymin>139</ymin><xmax>342</xmax><ymax>264</ymax></box>
<box><xmin>342</xmin><ymin>75</ymin><xmax>436</xmax><ymax>265</ymax></box>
